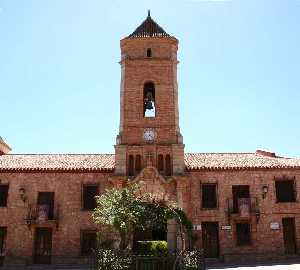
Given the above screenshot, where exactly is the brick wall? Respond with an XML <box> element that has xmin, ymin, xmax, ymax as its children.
<box><xmin>186</xmin><ymin>169</ymin><xmax>300</xmax><ymax>262</ymax></box>
<box><xmin>0</xmin><ymin>172</ymin><xmax>112</xmax><ymax>265</ymax></box>
<box><xmin>1</xmin><ymin>168</ymin><xmax>300</xmax><ymax>265</ymax></box>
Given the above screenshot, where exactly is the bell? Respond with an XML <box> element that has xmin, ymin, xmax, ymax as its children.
<box><xmin>145</xmin><ymin>100</ymin><xmax>153</xmax><ymax>110</ymax></box>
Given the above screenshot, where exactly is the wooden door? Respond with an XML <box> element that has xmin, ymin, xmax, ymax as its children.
<box><xmin>202</xmin><ymin>222</ymin><xmax>219</xmax><ymax>258</ymax></box>
<box><xmin>282</xmin><ymin>218</ymin><xmax>297</xmax><ymax>254</ymax></box>
<box><xmin>34</xmin><ymin>228</ymin><xmax>52</xmax><ymax>264</ymax></box>
<box><xmin>0</xmin><ymin>227</ymin><xmax>7</xmax><ymax>266</ymax></box>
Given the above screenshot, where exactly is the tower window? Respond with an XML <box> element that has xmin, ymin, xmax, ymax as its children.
<box><xmin>158</xmin><ymin>154</ymin><xmax>164</xmax><ymax>173</ymax></box>
<box><xmin>128</xmin><ymin>155</ymin><xmax>134</xmax><ymax>177</ymax></box>
<box><xmin>144</xmin><ymin>82</ymin><xmax>156</xmax><ymax>117</ymax></box>
<box><xmin>147</xmin><ymin>48</ymin><xmax>152</xmax><ymax>57</ymax></box>
<box><xmin>165</xmin><ymin>155</ymin><xmax>172</xmax><ymax>176</ymax></box>
<box><xmin>135</xmin><ymin>155</ymin><xmax>142</xmax><ymax>175</ymax></box>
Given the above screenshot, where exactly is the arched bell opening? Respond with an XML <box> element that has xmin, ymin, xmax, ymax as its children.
<box><xmin>143</xmin><ymin>82</ymin><xmax>156</xmax><ymax>117</ymax></box>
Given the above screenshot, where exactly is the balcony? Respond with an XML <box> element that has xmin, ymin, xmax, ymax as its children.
<box><xmin>25</xmin><ymin>204</ymin><xmax>59</xmax><ymax>229</ymax></box>
<box><xmin>227</xmin><ymin>197</ymin><xmax>260</xmax><ymax>223</ymax></box>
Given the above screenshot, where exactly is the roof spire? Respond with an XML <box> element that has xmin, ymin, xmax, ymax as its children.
<box><xmin>128</xmin><ymin>11</ymin><xmax>171</xmax><ymax>38</ymax></box>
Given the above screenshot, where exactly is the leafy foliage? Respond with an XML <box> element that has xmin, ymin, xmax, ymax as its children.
<box><xmin>91</xmin><ymin>249</ymin><xmax>205</xmax><ymax>270</ymax></box>
<box><xmin>94</xmin><ymin>249</ymin><xmax>132</xmax><ymax>270</ymax></box>
<box><xmin>92</xmin><ymin>183</ymin><xmax>193</xmax><ymax>250</ymax></box>
<box><xmin>92</xmin><ymin>184</ymin><xmax>145</xmax><ymax>249</ymax></box>
<box><xmin>180</xmin><ymin>250</ymin><xmax>205</xmax><ymax>270</ymax></box>
<box><xmin>137</xmin><ymin>241</ymin><xmax>168</xmax><ymax>256</ymax></box>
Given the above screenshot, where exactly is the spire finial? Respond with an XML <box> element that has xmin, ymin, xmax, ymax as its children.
<box><xmin>148</xmin><ymin>10</ymin><xmax>151</xmax><ymax>17</ymax></box>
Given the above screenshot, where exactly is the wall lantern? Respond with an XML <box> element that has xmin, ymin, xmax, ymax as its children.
<box><xmin>19</xmin><ymin>187</ymin><xmax>27</xmax><ymax>203</ymax></box>
<box><xmin>262</xmin><ymin>185</ymin><xmax>268</xmax><ymax>199</ymax></box>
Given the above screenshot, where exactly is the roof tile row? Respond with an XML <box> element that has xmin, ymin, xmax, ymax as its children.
<box><xmin>0</xmin><ymin>152</ymin><xmax>300</xmax><ymax>172</ymax></box>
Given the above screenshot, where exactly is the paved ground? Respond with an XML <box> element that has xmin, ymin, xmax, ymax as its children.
<box><xmin>209</xmin><ymin>263</ymin><xmax>300</xmax><ymax>270</ymax></box>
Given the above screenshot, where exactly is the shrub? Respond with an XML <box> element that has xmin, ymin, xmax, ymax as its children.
<box><xmin>95</xmin><ymin>249</ymin><xmax>132</xmax><ymax>270</ymax></box>
<box><xmin>137</xmin><ymin>241</ymin><xmax>168</xmax><ymax>256</ymax></box>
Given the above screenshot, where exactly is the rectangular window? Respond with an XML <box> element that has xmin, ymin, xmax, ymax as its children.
<box><xmin>232</xmin><ymin>185</ymin><xmax>250</xmax><ymax>213</ymax></box>
<box><xmin>37</xmin><ymin>192</ymin><xmax>55</xmax><ymax>220</ymax></box>
<box><xmin>0</xmin><ymin>185</ymin><xmax>9</xmax><ymax>207</ymax></box>
<box><xmin>0</xmin><ymin>227</ymin><xmax>7</xmax><ymax>263</ymax></box>
<box><xmin>236</xmin><ymin>223</ymin><xmax>251</xmax><ymax>246</ymax></box>
<box><xmin>201</xmin><ymin>184</ymin><xmax>217</xmax><ymax>209</ymax></box>
<box><xmin>275</xmin><ymin>180</ymin><xmax>296</xmax><ymax>203</ymax></box>
<box><xmin>82</xmin><ymin>185</ymin><xmax>98</xmax><ymax>211</ymax></box>
<box><xmin>81</xmin><ymin>231</ymin><xmax>97</xmax><ymax>256</ymax></box>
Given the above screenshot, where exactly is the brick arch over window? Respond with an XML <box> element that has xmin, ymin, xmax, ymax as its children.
<box><xmin>143</xmin><ymin>82</ymin><xmax>156</xmax><ymax>117</ymax></box>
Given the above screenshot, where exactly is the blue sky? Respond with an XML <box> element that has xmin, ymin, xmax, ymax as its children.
<box><xmin>1</xmin><ymin>0</ymin><xmax>300</xmax><ymax>157</ymax></box>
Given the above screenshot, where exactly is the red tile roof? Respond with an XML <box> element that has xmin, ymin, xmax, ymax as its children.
<box><xmin>0</xmin><ymin>154</ymin><xmax>115</xmax><ymax>172</ymax></box>
<box><xmin>0</xmin><ymin>152</ymin><xmax>300</xmax><ymax>172</ymax></box>
<box><xmin>184</xmin><ymin>153</ymin><xmax>300</xmax><ymax>171</ymax></box>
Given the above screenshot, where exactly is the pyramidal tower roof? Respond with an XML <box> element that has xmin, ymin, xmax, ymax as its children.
<box><xmin>128</xmin><ymin>11</ymin><xmax>171</xmax><ymax>38</ymax></box>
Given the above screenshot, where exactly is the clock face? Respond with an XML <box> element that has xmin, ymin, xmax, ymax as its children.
<box><xmin>143</xmin><ymin>129</ymin><xmax>156</xmax><ymax>142</ymax></box>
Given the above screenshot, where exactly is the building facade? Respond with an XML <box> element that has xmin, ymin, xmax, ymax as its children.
<box><xmin>1</xmin><ymin>13</ymin><xmax>300</xmax><ymax>266</ymax></box>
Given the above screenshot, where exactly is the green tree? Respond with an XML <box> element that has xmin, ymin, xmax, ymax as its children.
<box><xmin>93</xmin><ymin>184</ymin><xmax>143</xmax><ymax>250</ymax></box>
<box><xmin>92</xmin><ymin>183</ymin><xmax>192</xmax><ymax>251</ymax></box>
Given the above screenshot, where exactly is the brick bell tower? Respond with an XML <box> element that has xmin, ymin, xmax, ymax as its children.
<box><xmin>115</xmin><ymin>11</ymin><xmax>184</xmax><ymax>177</ymax></box>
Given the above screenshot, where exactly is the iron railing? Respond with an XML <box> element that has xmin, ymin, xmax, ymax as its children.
<box><xmin>227</xmin><ymin>197</ymin><xmax>260</xmax><ymax>223</ymax></box>
<box><xmin>25</xmin><ymin>204</ymin><xmax>59</xmax><ymax>228</ymax></box>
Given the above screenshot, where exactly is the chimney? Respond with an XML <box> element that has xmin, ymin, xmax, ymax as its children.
<box><xmin>256</xmin><ymin>149</ymin><xmax>276</xmax><ymax>158</ymax></box>
<box><xmin>0</xmin><ymin>137</ymin><xmax>11</xmax><ymax>155</ymax></box>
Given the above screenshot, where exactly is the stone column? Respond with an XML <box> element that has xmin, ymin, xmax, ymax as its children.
<box><xmin>114</xmin><ymin>145</ymin><xmax>127</xmax><ymax>175</ymax></box>
<box><xmin>175</xmin><ymin>177</ymin><xmax>190</xmax><ymax>250</ymax></box>
<box><xmin>172</xmin><ymin>144</ymin><xmax>185</xmax><ymax>175</ymax></box>
<box><xmin>167</xmin><ymin>219</ymin><xmax>177</xmax><ymax>251</ymax></box>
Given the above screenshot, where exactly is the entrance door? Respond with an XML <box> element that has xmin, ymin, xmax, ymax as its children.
<box><xmin>132</xmin><ymin>228</ymin><xmax>152</xmax><ymax>250</ymax></box>
<box><xmin>202</xmin><ymin>222</ymin><xmax>219</xmax><ymax>258</ymax></box>
<box><xmin>132</xmin><ymin>224</ymin><xmax>167</xmax><ymax>251</ymax></box>
<box><xmin>282</xmin><ymin>218</ymin><xmax>297</xmax><ymax>254</ymax></box>
<box><xmin>34</xmin><ymin>228</ymin><xmax>52</xmax><ymax>264</ymax></box>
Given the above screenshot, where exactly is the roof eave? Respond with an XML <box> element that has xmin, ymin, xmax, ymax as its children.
<box><xmin>0</xmin><ymin>168</ymin><xmax>115</xmax><ymax>173</ymax></box>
